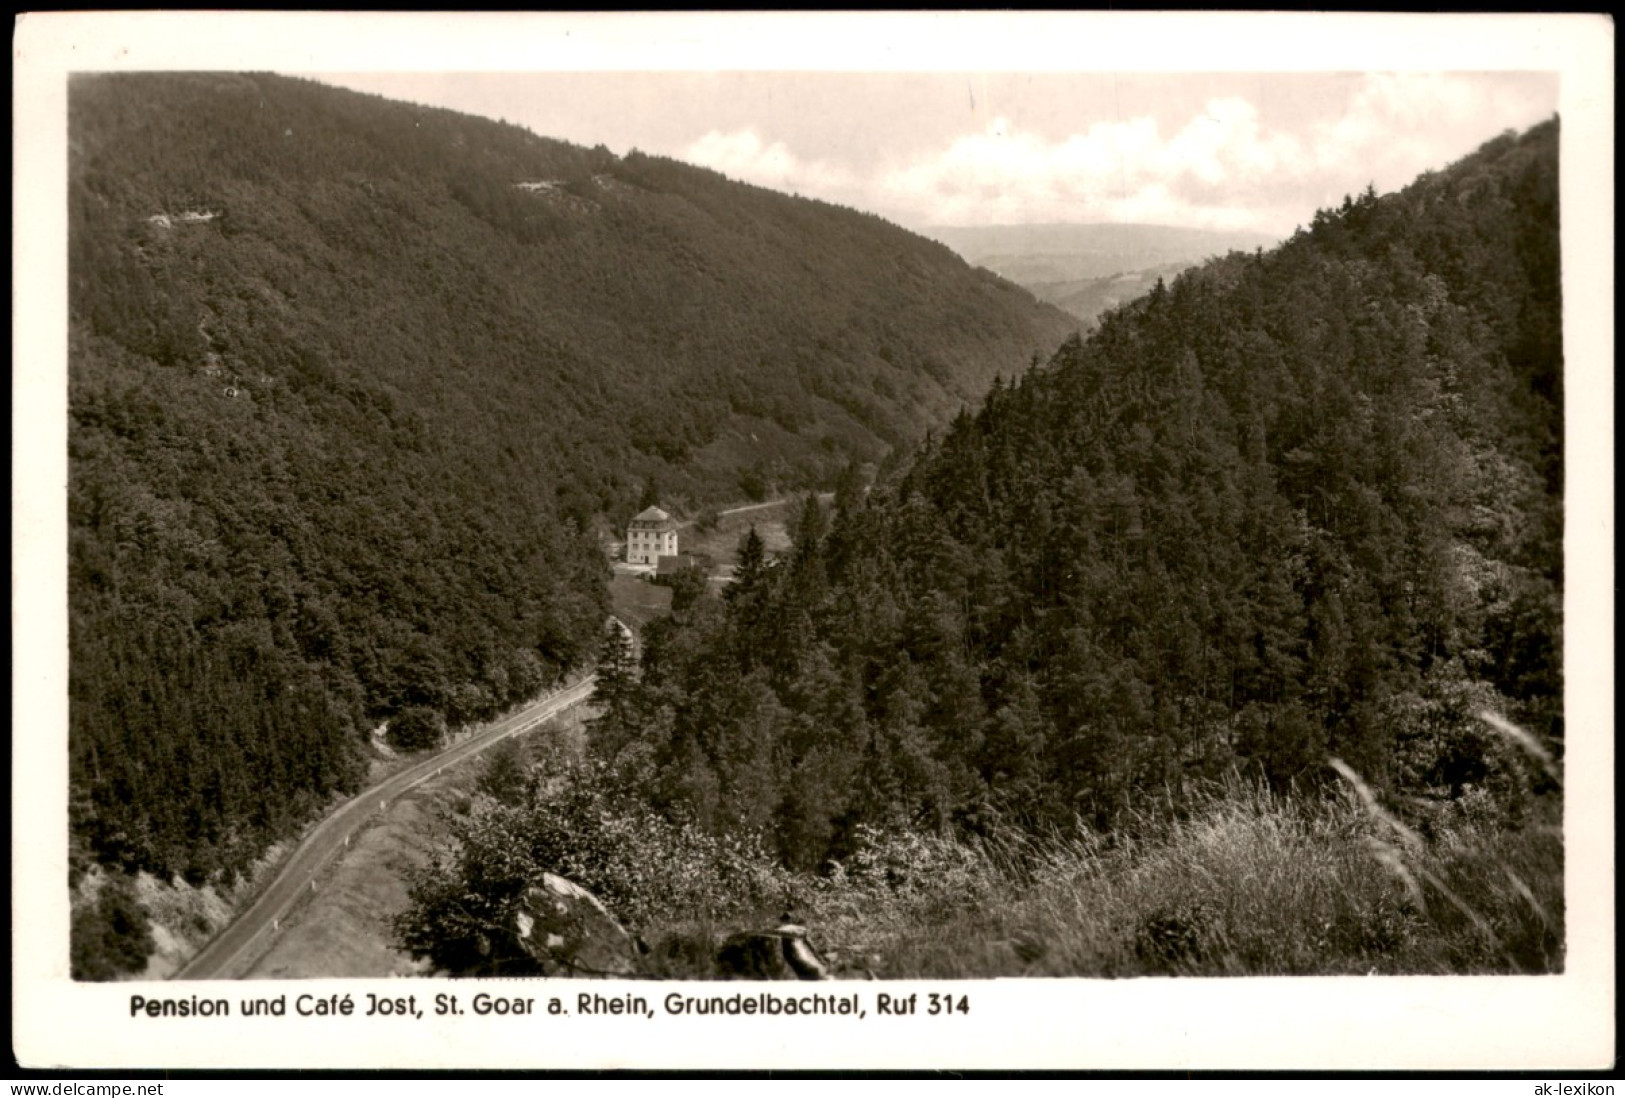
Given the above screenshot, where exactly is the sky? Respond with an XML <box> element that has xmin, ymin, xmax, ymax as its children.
<box><xmin>313</xmin><ymin>70</ymin><xmax>1558</xmax><ymax>239</ymax></box>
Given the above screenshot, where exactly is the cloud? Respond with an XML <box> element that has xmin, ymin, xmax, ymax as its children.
<box><xmin>875</xmin><ymin>101</ymin><xmax>1312</xmax><ymax>232</ymax></box>
<box><xmin>872</xmin><ymin>73</ymin><xmax>1554</xmax><ymax>232</ymax></box>
<box><xmin>1307</xmin><ymin>72</ymin><xmax>1551</xmax><ymax>191</ymax></box>
<box><xmin>676</xmin><ymin>74</ymin><xmax>1555</xmax><ymax>234</ymax></box>
<box><xmin>683</xmin><ymin>128</ymin><xmax>859</xmax><ymax>198</ymax></box>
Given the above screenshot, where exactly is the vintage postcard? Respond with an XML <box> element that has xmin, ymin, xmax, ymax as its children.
<box><xmin>12</xmin><ymin>11</ymin><xmax>1614</xmax><ymax>1071</ymax></box>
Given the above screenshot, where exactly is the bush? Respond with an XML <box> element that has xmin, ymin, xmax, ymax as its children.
<box><xmin>71</xmin><ymin>874</ymin><xmax>155</xmax><ymax>981</ymax></box>
<box><xmin>502</xmin><ymin>757</ymin><xmax>793</xmax><ymax>928</ymax></box>
<box><xmin>397</xmin><ymin>744</ymin><xmax>1563</xmax><ymax>979</ymax></box>
<box><xmin>738</xmin><ymin>469</ymin><xmax>768</xmax><ymax>503</ymax></box>
<box><xmin>1134</xmin><ymin>902</ymin><xmax>1216</xmax><ymax>972</ymax></box>
<box><xmin>388</xmin><ymin>706</ymin><xmax>445</xmax><ymax>752</ymax></box>
<box><xmin>394</xmin><ymin>756</ymin><xmax>795</xmax><ymax>974</ymax></box>
<box><xmin>811</xmin><ymin>823</ymin><xmax>997</xmax><ymax>921</ymax></box>
<box><xmin>476</xmin><ymin>740</ymin><xmax>528</xmax><ymax>805</ymax></box>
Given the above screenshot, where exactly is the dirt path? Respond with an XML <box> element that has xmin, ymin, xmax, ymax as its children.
<box><xmin>694</xmin><ymin>492</ymin><xmax>834</xmax><ymax>524</ymax></box>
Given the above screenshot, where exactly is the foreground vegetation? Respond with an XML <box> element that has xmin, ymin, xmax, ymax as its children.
<box><xmin>857</xmin><ymin>778</ymin><xmax>1561</xmax><ymax>977</ymax></box>
<box><xmin>398</xmin><ymin>721</ymin><xmax>1561</xmax><ymax>977</ymax></box>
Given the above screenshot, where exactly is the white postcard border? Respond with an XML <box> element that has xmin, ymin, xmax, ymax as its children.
<box><xmin>12</xmin><ymin>11</ymin><xmax>1614</xmax><ymax>1072</ymax></box>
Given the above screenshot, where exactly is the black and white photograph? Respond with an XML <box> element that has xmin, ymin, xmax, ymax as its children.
<box><xmin>12</xmin><ymin>11</ymin><xmax>1614</xmax><ymax>1072</ymax></box>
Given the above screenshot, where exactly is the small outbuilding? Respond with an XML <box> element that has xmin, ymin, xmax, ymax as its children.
<box><xmin>655</xmin><ymin>553</ymin><xmax>700</xmax><ymax>579</ymax></box>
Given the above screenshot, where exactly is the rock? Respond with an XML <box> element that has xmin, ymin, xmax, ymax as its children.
<box><xmin>508</xmin><ymin>873</ymin><xmax>637</xmax><ymax>977</ymax></box>
<box><xmin>716</xmin><ymin>916</ymin><xmax>832</xmax><ymax>981</ymax></box>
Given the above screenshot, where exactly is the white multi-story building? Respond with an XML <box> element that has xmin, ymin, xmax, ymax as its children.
<box><xmin>626</xmin><ymin>506</ymin><xmax>678</xmax><ymax>566</ymax></box>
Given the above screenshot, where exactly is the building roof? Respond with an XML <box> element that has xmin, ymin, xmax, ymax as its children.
<box><xmin>656</xmin><ymin>553</ymin><xmax>697</xmax><ymax>575</ymax></box>
<box><xmin>629</xmin><ymin>506</ymin><xmax>677</xmax><ymax>530</ymax></box>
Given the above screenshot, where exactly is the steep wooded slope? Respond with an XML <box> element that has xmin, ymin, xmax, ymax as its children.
<box><xmin>71</xmin><ymin>73</ymin><xmax>1074</xmax><ymax>511</ymax></box>
<box><xmin>66</xmin><ymin>72</ymin><xmax>1074</xmax><ymax>887</ymax></box>
<box><xmin>598</xmin><ymin>122</ymin><xmax>1563</xmax><ymax>868</ymax></box>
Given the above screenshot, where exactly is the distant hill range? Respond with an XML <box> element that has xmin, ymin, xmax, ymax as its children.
<box><xmin>925</xmin><ymin>223</ymin><xmax>1281</xmax><ymax>326</ymax></box>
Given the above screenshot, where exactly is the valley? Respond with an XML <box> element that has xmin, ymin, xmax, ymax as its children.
<box><xmin>64</xmin><ymin>72</ymin><xmax>1566</xmax><ymax>985</ymax></box>
<box><xmin>67</xmin><ymin>70</ymin><xmax>1074</xmax><ymax>918</ymax></box>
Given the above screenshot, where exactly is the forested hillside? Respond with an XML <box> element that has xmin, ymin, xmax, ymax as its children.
<box><xmin>586</xmin><ymin>120</ymin><xmax>1563</xmax><ymax>870</ymax></box>
<box><xmin>66</xmin><ymin>72</ymin><xmax>1073</xmax><ymax>902</ymax></box>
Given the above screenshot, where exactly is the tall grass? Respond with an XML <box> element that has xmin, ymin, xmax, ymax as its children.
<box><xmin>811</xmin><ymin>772</ymin><xmax>1562</xmax><ymax>978</ymax></box>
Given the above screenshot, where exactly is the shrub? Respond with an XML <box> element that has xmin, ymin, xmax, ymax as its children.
<box><xmin>475</xmin><ymin>740</ymin><xmax>528</xmax><ymax>805</ymax></box>
<box><xmin>738</xmin><ymin>469</ymin><xmax>768</xmax><ymax>503</ymax></box>
<box><xmin>388</xmin><ymin>706</ymin><xmax>444</xmax><ymax>752</ymax></box>
<box><xmin>1134</xmin><ymin>902</ymin><xmax>1216</xmax><ymax>972</ymax></box>
<box><xmin>70</xmin><ymin>874</ymin><xmax>155</xmax><ymax>981</ymax></box>
<box><xmin>398</xmin><ymin>735</ymin><xmax>1562</xmax><ymax>979</ymax></box>
<box><xmin>394</xmin><ymin>756</ymin><xmax>795</xmax><ymax>974</ymax></box>
<box><xmin>504</xmin><ymin>756</ymin><xmax>793</xmax><ymax>928</ymax></box>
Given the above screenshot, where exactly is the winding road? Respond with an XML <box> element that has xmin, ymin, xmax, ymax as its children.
<box><xmin>173</xmin><ymin>675</ymin><xmax>598</xmax><ymax>980</ymax></box>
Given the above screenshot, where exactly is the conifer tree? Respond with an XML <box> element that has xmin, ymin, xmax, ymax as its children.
<box><xmin>729</xmin><ymin>526</ymin><xmax>768</xmax><ymax>602</ymax></box>
<box><xmin>589</xmin><ymin>623</ymin><xmax>642</xmax><ymax>756</ymax></box>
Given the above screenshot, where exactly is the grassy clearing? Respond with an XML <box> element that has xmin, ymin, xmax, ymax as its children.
<box><xmin>679</xmin><ymin>500</ymin><xmax>797</xmax><ymax>568</ymax></box>
<box><xmin>610</xmin><ymin>573</ymin><xmax>673</xmax><ymax>631</ymax></box>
